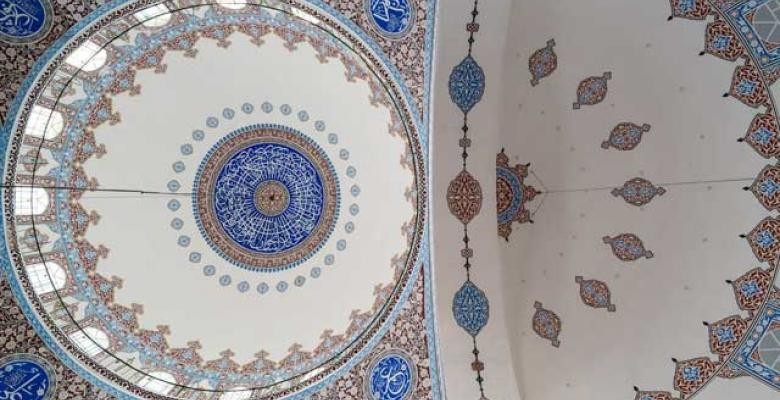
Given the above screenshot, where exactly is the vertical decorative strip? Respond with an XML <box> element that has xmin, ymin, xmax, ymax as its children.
<box><xmin>446</xmin><ymin>0</ymin><xmax>490</xmax><ymax>398</ymax></box>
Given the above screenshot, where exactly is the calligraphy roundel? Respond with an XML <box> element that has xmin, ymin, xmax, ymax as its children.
<box><xmin>0</xmin><ymin>0</ymin><xmax>54</xmax><ymax>44</ymax></box>
<box><xmin>193</xmin><ymin>124</ymin><xmax>339</xmax><ymax>272</ymax></box>
<box><xmin>0</xmin><ymin>353</ymin><xmax>56</xmax><ymax>400</ymax></box>
<box><xmin>365</xmin><ymin>350</ymin><xmax>417</xmax><ymax>400</ymax></box>
<box><xmin>364</xmin><ymin>0</ymin><xmax>416</xmax><ymax>38</ymax></box>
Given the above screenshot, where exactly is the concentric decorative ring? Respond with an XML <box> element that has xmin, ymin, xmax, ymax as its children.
<box><xmin>193</xmin><ymin>124</ymin><xmax>340</xmax><ymax>272</ymax></box>
<box><xmin>364</xmin><ymin>349</ymin><xmax>417</xmax><ymax>400</ymax></box>
<box><xmin>0</xmin><ymin>353</ymin><xmax>57</xmax><ymax>400</ymax></box>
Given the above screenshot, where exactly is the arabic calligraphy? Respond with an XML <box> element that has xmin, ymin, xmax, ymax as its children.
<box><xmin>365</xmin><ymin>0</ymin><xmax>414</xmax><ymax>37</ymax></box>
<box><xmin>0</xmin><ymin>0</ymin><xmax>51</xmax><ymax>43</ymax></box>
<box><xmin>367</xmin><ymin>351</ymin><xmax>415</xmax><ymax>400</ymax></box>
<box><xmin>0</xmin><ymin>354</ymin><xmax>54</xmax><ymax>400</ymax></box>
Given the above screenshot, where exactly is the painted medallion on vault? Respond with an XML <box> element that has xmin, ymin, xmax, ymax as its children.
<box><xmin>365</xmin><ymin>350</ymin><xmax>417</xmax><ymax>400</ymax></box>
<box><xmin>193</xmin><ymin>124</ymin><xmax>339</xmax><ymax>272</ymax></box>
<box><xmin>365</xmin><ymin>0</ymin><xmax>415</xmax><ymax>38</ymax></box>
<box><xmin>0</xmin><ymin>0</ymin><xmax>53</xmax><ymax>44</ymax></box>
<box><xmin>612</xmin><ymin>177</ymin><xmax>665</xmax><ymax>207</ymax></box>
<box><xmin>532</xmin><ymin>301</ymin><xmax>562</xmax><ymax>348</ymax></box>
<box><xmin>573</xmin><ymin>72</ymin><xmax>612</xmax><ymax>109</ymax></box>
<box><xmin>0</xmin><ymin>354</ymin><xmax>56</xmax><ymax>400</ymax></box>
<box><xmin>528</xmin><ymin>39</ymin><xmax>557</xmax><ymax>86</ymax></box>
<box><xmin>603</xmin><ymin>233</ymin><xmax>654</xmax><ymax>262</ymax></box>
<box><xmin>496</xmin><ymin>149</ymin><xmax>539</xmax><ymax>241</ymax></box>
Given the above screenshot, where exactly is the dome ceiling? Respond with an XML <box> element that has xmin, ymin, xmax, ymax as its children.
<box><xmin>13</xmin><ymin>0</ymin><xmax>780</xmax><ymax>399</ymax></box>
<box><xmin>0</xmin><ymin>1</ymin><xmax>439</xmax><ymax>399</ymax></box>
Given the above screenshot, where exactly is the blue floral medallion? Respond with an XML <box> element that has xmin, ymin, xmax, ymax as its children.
<box><xmin>365</xmin><ymin>0</ymin><xmax>415</xmax><ymax>38</ymax></box>
<box><xmin>0</xmin><ymin>0</ymin><xmax>53</xmax><ymax>44</ymax></box>
<box><xmin>194</xmin><ymin>124</ymin><xmax>339</xmax><ymax>272</ymax></box>
<box><xmin>448</xmin><ymin>55</ymin><xmax>486</xmax><ymax>114</ymax></box>
<box><xmin>0</xmin><ymin>354</ymin><xmax>56</xmax><ymax>400</ymax></box>
<box><xmin>452</xmin><ymin>280</ymin><xmax>490</xmax><ymax>337</ymax></box>
<box><xmin>365</xmin><ymin>350</ymin><xmax>416</xmax><ymax>400</ymax></box>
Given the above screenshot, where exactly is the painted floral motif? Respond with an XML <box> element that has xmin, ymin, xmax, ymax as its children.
<box><xmin>575</xmin><ymin>276</ymin><xmax>616</xmax><ymax>312</ymax></box>
<box><xmin>669</xmin><ymin>0</ymin><xmax>711</xmax><ymax>20</ymax></box>
<box><xmin>573</xmin><ymin>71</ymin><xmax>611</xmax><ymax>109</ymax></box>
<box><xmin>742</xmin><ymin>112</ymin><xmax>780</xmax><ymax>158</ymax></box>
<box><xmin>728</xmin><ymin>63</ymin><xmax>769</xmax><ymax>108</ymax></box>
<box><xmin>448</xmin><ymin>55</ymin><xmax>486</xmax><ymax>114</ymax></box>
<box><xmin>452</xmin><ymin>280</ymin><xmax>490</xmax><ymax>337</ymax></box>
<box><xmin>532</xmin><ymin>301</ymin><xmax>561</xmax><ymax>348</ymax></box>
<box><xmin>601</xmin><ymin>122</ymin><xmax>651</xmax><ymax>151</ymax></box>
<box><xmin>672</xmin><ymin>357</ymin><xmax>717</xmax><ymax>397</ymax></box>
<box><xmin>749</xmin><ymin>163</ymin><xmax>780</xmax><ymax>211</ymax></box>
<box><xmin>528</xmin><ymin>39</ymin><xmax>557</xmax><ymax>86</ymax></box>
<box><xmin>704</xmin><ymin>19</ymin><xmax>744</xmax><ymax>62</ymax></box>
<box><xmin>727</xmin><ymin>267</ymin><xmax>773</xmax><ymax>314</ymax></box>
<box><xmin>745</xmin><ymin>216</ymin><xmax>780</xmax><ymax>263</ymax></box>
<box><xmin>603</xmin><ymin>233</ymin><xmax>654</xmax><ymax>261</ymax></box>
<box><xmin>447</xmin><ymin>170</ymin><xmax>483</xmax><ymax>224</ymax></box>
<box><xmin>705</xmin><ymin>315</ymin><xmax>749</xmax><ymax>361</ymax></box>
<box><xmin>496</xmin><ymin>149</ymin><xmax>539</xmax><ymax>241</ymax></box>
<box><xmin>612</xmin><ymin>177</ymin><xmax>666</xmax><ymax>207</ymax></box>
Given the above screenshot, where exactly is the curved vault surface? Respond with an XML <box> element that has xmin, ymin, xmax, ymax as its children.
<box><xmin>0</xmin><ymin>1</ymin><xmax>439</xmax><ymax>399</ymax></box>
<box><xmin>497</xmin><ymin>1</ymin><xmax>780</xmax><ymax>399</ymax></box>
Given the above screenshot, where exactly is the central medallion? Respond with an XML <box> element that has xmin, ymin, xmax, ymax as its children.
<box><xmin>255</xmin><ymin>180</ymin><xmax>290</xmax><ymax>216</ymax></box>
<box><xmin>194</xmin><ymin>124</ymin><xmax>339</xmax><ymax>272</ymax></box>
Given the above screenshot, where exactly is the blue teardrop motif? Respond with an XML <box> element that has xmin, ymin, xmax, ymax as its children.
<box><xmin>452</xmin><ymin>280</ymin><xmax>490</xmax><ymax>336</ymax></box>
<box><xmin>448</xmin><ymin>55</ymin><xmax>486</xmax><ymax>113</ymax></box>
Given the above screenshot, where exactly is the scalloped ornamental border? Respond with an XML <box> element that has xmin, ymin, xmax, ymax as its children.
<box><xmin>0</xmin><ymin>1</ymin><xmax>440</xmax><ymax>399</ymax></box>
<box><xmin>670</xmin><ymin>1</ymin><xmax>780</xmax><ymax>398</ymax></box>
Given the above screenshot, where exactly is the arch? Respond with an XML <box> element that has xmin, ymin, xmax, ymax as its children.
<box><xmin>133</xmin><ymin>4</ymin><xmax>171</xmax><ymax>27</ymax></box>
<box><xmin>216</xmin><ymin>0</ymin><xmax>246</xmax><ymax>10</ymax></box>
<box><xmin>25</xmin><ymin>261</ymin><xmax>66</xmax><ymax>295</ymax></box>
<box><xmin>219</xmin><ymin>388</ymin><xmax>252</xmax><ymax>400</ymax></box>
<box><xmin>138</xmin><ymin>371</ymin><xmax>176</xmax><ymax>395</ymax></box>
<box><xmin>65</xmin><ymin>40</ymin><xmax>108</xmax><ymax>72</ymax></box>
<box><xmin>14</xmin><ymin>187</ymin><xmax>49</xmax><ymax>216</ymax></box>
<box><xmin>24</xmin><ymin>105</ymin><xmax>64</xmax><ymax>140</ymax></box>
<box><xmin>69</xmin><ymin>327</ymin><xmax>110</xmax><ymax>357</ymax></box>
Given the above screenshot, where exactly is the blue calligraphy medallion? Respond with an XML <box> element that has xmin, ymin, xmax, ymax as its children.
<box><xmin>365</xmin><ymin>0</ymin><xmax>415</xmax><ymax>38</ymax></box>
<box><xmin>366</xmin><ymin>351</ymin><xmax>416</xmax><ymax>400</ymax></box>
<box><xmin>0</xmin><ymin>0</ymin><xmax>53</xmax><ymax>44</ymax></box>
<box><xmin>194</xmin><ymin>124</ymin><xmax>339</xmax><ymax>272</ymax></box>
<box><xmin>0</xmin><ymin>354</ymin><xmax>56</xmax><ymax>400</ymax></box>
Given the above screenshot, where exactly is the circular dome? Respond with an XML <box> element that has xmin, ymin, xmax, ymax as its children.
<box><xmin>193</xmin><ymin>124</ymin><xmax>339</xmax><ymax>271</ymax></box>
<box><xmin>1</xmin><ymin>1</ymin><xmax>425</xmax><ymax>399</ymax></box>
